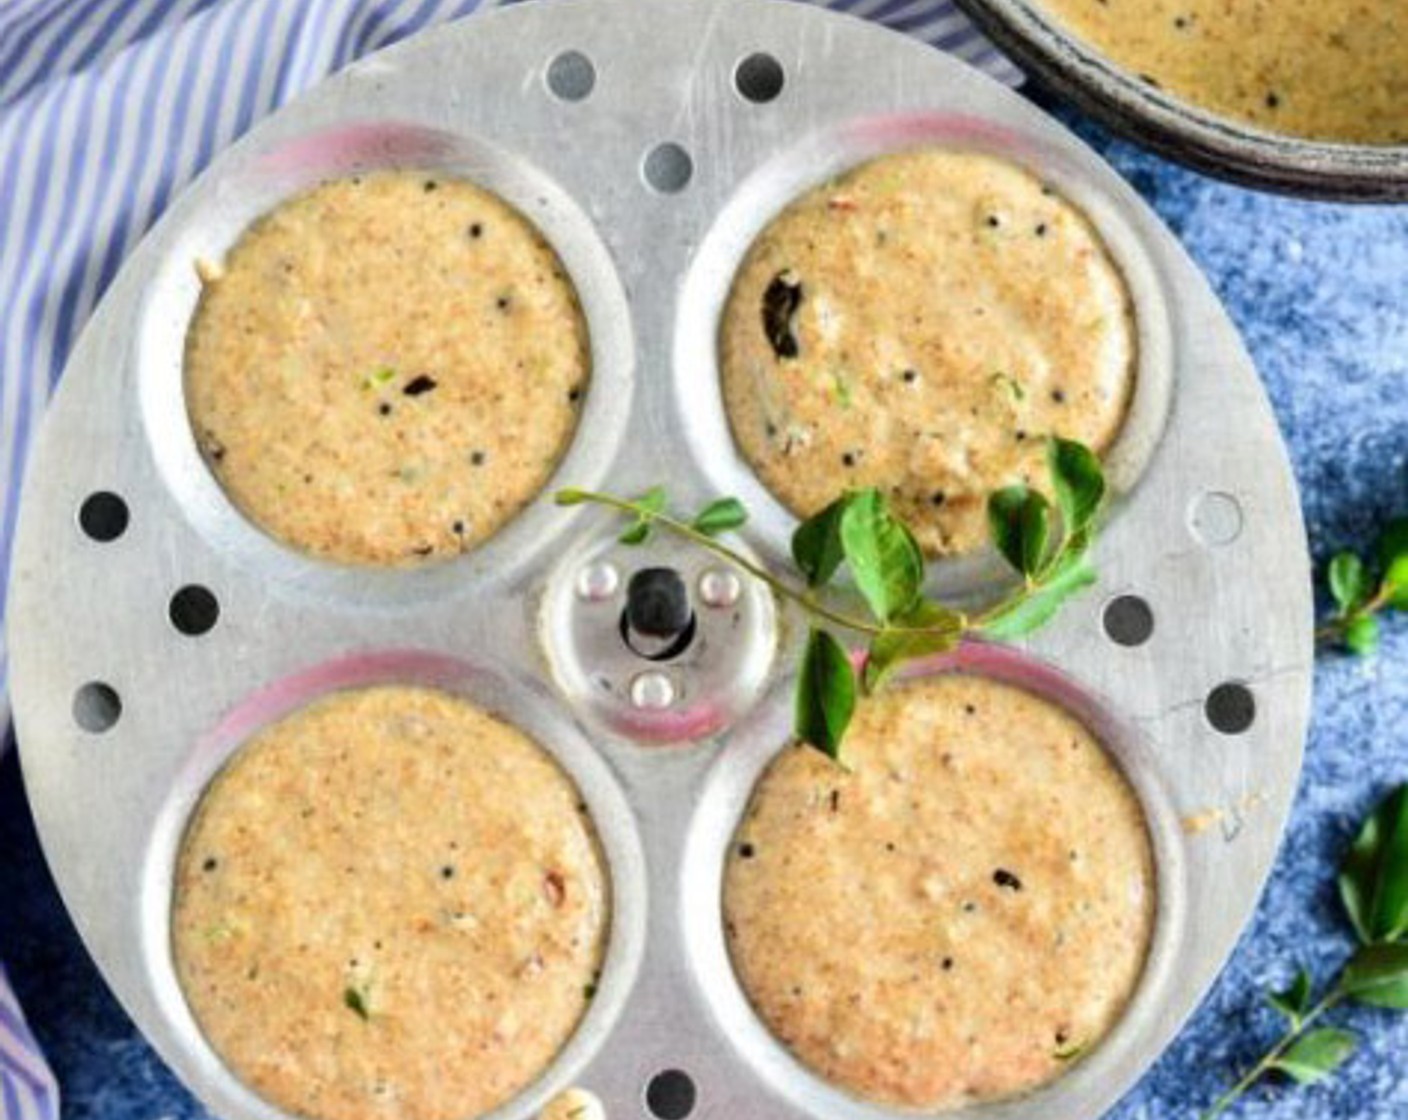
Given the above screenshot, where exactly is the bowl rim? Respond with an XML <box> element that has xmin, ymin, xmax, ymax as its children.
<box><xmin>952</xmin><ymin>0</ymin><xmax>1408</xmax><ymax>202</ymax></box>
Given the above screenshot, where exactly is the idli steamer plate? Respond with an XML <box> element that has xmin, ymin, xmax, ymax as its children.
<box><xmin>6</xmin><ymin>1</ymin><xmax>1313</xmax><ymax>1118</ymax></box>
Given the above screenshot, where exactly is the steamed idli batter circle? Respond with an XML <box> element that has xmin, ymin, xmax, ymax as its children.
<box><xmin>172</xmin><ymin>686</ymin><xmax>608</xmax><ymax>1120</ymax></box>
<box><xmin>185</xmin><ymin>171</ymin><xmax>589</xmax><ymax>565</ymax></box>
<box><xmin>720</xmin><ymin>149</ymin><xmax>1134</xmax><ymax>556</ymax></box>
<box><xmin>723</xmin><ymin>674</ymin><xmax>1154</xmax><ymax>1109</ymax></box>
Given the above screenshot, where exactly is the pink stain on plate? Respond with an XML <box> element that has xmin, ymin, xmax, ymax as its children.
<box><xmin>853</xmin><ymin>636</ymin><xmax>1104</xmax><ymax>723</ymax></box>
<box><xmin>193</xmin><ymin>649</ymin><xmax>481</xmax><ymax>765</ymax></box>
<box><xmin>840</xmin><ymin>112</ymin><xmax>1037</xmax><ymax>158</ymax></box>
<box><xmin>255</xmin><ymin>123</ymin><xmax>455</xmax><ymax>177</ymax></box>
<box><xmin>616</xmin><ymin>699</ymin><xmax>729</xmax><ymax>744</ymax></box>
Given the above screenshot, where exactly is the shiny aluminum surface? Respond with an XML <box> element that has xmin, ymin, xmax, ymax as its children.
<box><xmin>7</xmin><ymin>1</ymin><xmax>1312</xmax><ymax>1118</ymax></box>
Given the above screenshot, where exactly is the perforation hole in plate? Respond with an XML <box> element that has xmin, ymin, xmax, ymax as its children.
<box><xmin>547</xmin><ymin>50</ymin><xmax>596</xmax><ymax>101</ymax></box>
<box><xmin>643</xmin><ymin>143</ymin><xmax>693</xmax><ymax>193</ymax></box>
<box><xmin>73</xmin><ymin>681</ymin><xmax>122</xmax><ymax>733</ymax></box>
<box><xmin>1205</xmin><ymin>681</ymin><xmax>1255</xmax><ymax>734</ymax></box>
<box><xmin>734</xmin><ymin>52</ymin><xmax>785</xmax><ymax>103</ymax></box>
<box><xmin>1103</xmin><ymin>594</ymin><xmax>1155</xmax><ymax>647</ymax></box>
<box><xmin>644</xmin><ymin>1069</ymin><xmax>696</xmax><ymax>1119</ymax></box>
<box><xmin>78</xmin><ymin>491</ymin><xmax>129</xmax><ymax>542</ymax></box>
<box><xmin>169</xmin><ymin>585</ymin><xmax>220</xmax><ymax>636</ymax></box>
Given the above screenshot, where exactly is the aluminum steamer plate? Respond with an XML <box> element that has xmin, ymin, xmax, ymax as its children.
<box><xmin>7</xmin><ymin>1</ymin><xmax>1312</xmax><ymax>1118</ymax></box>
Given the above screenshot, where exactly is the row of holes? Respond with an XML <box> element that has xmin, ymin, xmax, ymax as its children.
<box><xmin>72</xmin><ymin>491</ymin><xmax>1256</xmax><ymax>736</ymax></box>
<box><xmin>76</xmin><ymin>493</ymin><xmax>217</xmax><ymax>733</ymax></box>
<box><xmin>81</xmin><ymin>493</ymin><xmax>218</xmax><ymax>630</ymax></box>
<box><xmin>547</xmin><ymin>48</ymin><xmax>785</xmax><ymax>106</ymax></box>
<box><xmin>1100</xmin><ymin>594</ymin><xmax>1254</xmax><ymax>732</ymax></box>
<box><xmin>71</xmin><ymin>580</ymin><xmax>218</xmax><ymax>735</ymax></box>
<box><xmin>74</xmin><ymin>678</ymin><xmax>1255</xmax><ymax>741</ymax></box>
<box><xmin>547</xmin><ymin>48</ymin><xmax>785</xmax><ymax>195</ymax></box>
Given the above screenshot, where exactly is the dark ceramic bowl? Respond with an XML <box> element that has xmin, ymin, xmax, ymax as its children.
<box><xmin>953</xmin><ymin>0</ymin><xmax>1408</xmax><ymax>201</ymax></box>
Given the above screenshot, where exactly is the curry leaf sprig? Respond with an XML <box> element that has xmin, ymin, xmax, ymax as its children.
<box><xmin>557</xmin><ymin>436</ymin><xmax>1106</xmax><ymax>761</ymax></box>
<box><xmin>980</xmin><ymin>437</ymin><xmax>1105</xmax><ymax>640</ymax></box>
<box><xmin>1202</xmin><ymin>785</ymin><xmax>1408</xmax><ymax>1119</ymax></box>
<box><xmin>1319</xmin><ymin>518</ymin><xmax>1408</xmax><ymax>655</ymax></box>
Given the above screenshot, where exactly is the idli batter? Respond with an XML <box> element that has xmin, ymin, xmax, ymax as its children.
<box><xmin>723</xmin><ymin>674</ymin><xmax>1154</xmax><ymax>1109</ymax></box>
<box><xmin>720</xmin><ymin>149</ymin><xmax>1134</xmax><ymax>556</ymax></box>
<box><xmin>172</xmin><ymin>686</ymin><xmax>608</xmax><ymax>1120</ymax></box>
<box><xmin>1036</xmin><ymin>0</ymin><xmax>1407</xmax><ymax>144</ymax></box>
<box><xmin>186</xmin><ymin>171</ymin><xmax>589</xmax><ymax>565</ymax></box>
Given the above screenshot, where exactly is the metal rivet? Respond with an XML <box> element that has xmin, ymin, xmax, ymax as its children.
<box><xmin>630</xmin><ymin>671</ymin><xmax>676</xmax><ymax>710</ymax></box>
<box><xmin>698</xmin><ymin>568</ymin><xmax>742</xmax><ymax>609</ymax></box>
<box><xmin>576</xmin><ymin>562</ymin><xmax>620</xmax><ymax>602</ymax></box>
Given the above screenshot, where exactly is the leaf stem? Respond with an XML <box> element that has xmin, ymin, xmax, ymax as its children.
<box><xmin>1200</xmin><ymin>989</ymin><xmax>1345</xmax><ymax>1120</ymax></box>
<box><xmin>1315</xmin><ymin>620</ymin><xmax>1346</xmax><ymax>645</ymax></box>
<box><xmin>564</xmin><ymin>489</ymin><xmax>1073</xmax><ymax>643</ymax></box>
<box><xmin>971</xmin><ymin>582</ymin><xmax>1043</xmax><ymax>630</ymax></box>
<box><xmin>563</xmin><ymin>490</ymin><xmax>968</xmax><ymax>638</ymax></box>
<box><xmin>1318</xmin><ymin>585</ymin><xmax>1393</xmax><ymax>648</ymax></box>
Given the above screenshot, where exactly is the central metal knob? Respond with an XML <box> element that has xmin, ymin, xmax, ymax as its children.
<box><xmin>626</xmin><ymin>568</ymin><xmax>691</xmax><ymax>636</ymax></box>
<box><xmin>622</xmin><ymin>568</ymin><xmax>696</xmax><ymax>660</ymax></box>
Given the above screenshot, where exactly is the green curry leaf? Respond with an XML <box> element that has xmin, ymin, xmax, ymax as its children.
<box><xmin>1341</xmin><ymin>943</ymin><xmax>1408</xmax><ymax>1010</ymax></box>
<box><xmin>1269</xmin><ymin>1029</ymin><xmax>1356</xmax><ymax>1085</ymax></box>
<box><xmin>988</xmin><ymin>485</ymin><xmax>1052</xmax><ymax>579</ymax></box>
<box><xmin>792</xmin><ymin>496</ymin><xmax>849</xmax><ymax>589</ymax></box>
<box><xmin>1339</xmin><ymin>783</ymin><xmax>1408</xmax><ymax>945</ymax></box>
<box><xmin>794</xmin><ymin>629</ymin><xmax>857</xmax><ymax>762</ymax></box>
<box><xmin>1268</xmin><ymin>968</ymin><xmax>1314</xmax><ymax>1028</ymax></box>
<box><xmin>618</xmin><ymin>486</ymin><xmax>668</xmax><ymax>545</ymax></box>
<box><xmin>1328</xmin><ymin>552</ymin><xmax>1373</xmax><ymax>614</ymax></box>
<box><xmin>692</xmin><ymin>497</ymin><xmax>748</xmax><ymax>538</ymax></box>
<box><xmin>1048</xmin><ymin>436</ymin><xmax>1106</xmax><ymax>537</ymax></box>
<box><xmin>839</xmin><ymin>489</ymin><xmax>925</xmax><ymax>624</ymax></box>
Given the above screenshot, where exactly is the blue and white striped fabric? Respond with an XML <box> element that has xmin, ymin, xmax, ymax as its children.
<box><xmin>0</xmin><ymin>2</ymin><xmax>1016</xmax><ymax>1116</ymax></box>
<box><xmin>0</xmin><ymin>964</ymin><xmax>55</xmax><ymax>1120</ymax></box>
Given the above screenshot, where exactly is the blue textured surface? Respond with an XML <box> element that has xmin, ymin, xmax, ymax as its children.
<box><xmin>3</xmin><ymin>85</ymin><xmax>1408</xmax><ymax>1120</ymax></box>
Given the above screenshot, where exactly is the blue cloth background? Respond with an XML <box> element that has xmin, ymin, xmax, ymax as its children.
<box><xmin>3</xmin><ymin>2</ymin><xmax>1408</xmax><ymax>1119</ymax></box>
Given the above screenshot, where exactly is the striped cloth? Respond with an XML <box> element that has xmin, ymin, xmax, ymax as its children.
<box><xmin>0</xmin><ymin>2</ymin><xmax>1016</xmax><ymax>1117</ymax></box>
<box><xmin>0</xmin><ymin>964</ymin><xmax>54</xmax><ymax>1120</ymax></box>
